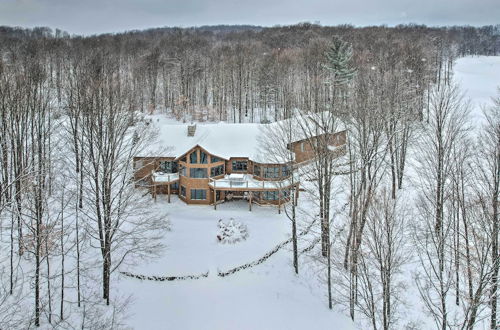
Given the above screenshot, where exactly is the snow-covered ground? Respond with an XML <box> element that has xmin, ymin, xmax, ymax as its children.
<box><xmin>117</xmin><ymin>196</ymin><xmax>355</xmax><ymax>330</ymax></box>
<box><xmin>116</xmin><ymin>56</ymin><xmax>499</xmax><ymax>330</ymax></box>
<box><xmin>454</xmin><ymin>55</ymin><xmax>500</xmax><ymax>126</ymax></box>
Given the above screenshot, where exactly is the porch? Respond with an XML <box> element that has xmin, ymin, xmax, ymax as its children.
<box><xmin>208</xmin><ymin>173</ymin><xmax>300</xmax><ymax>213</ymax></box>
<box><xmin>151</xmin><ymin>171</ymin><xmax>179</xmax><ymax>203</ymax></box>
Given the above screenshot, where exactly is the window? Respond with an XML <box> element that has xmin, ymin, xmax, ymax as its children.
<box><xmin>232</xmin><ymin>160</ymin><xmax>248</xmax><ymax>172</ymax></box>
<box><xmin>159</xmin><ymin>161</ymin><xmax>177</xmax><ymax>173</ymax></box>
<box><xmin>179</xmin><ymin>165</ymin><xmax>187</xmax><ymax>177</ymax></box>
<box><xmin>282</xmin><ymin>189</ymin><xmax>290</xmax><ymax>198</ymax></box>
<box><xmin>300</xmin><ymin>142</ymin><xmax>305</xmax><ymax>152</ymax></box>
<box><xmin>263</xmin><ymin>167</ymin><xmax>280</xmax><ymax>179</ymax></box>
<box><xmin>211</xmin><ymin>156</ymin><xmax>222</xmax><ymax>163</ymax></box>
<box><xmin>171</xmin><ymin>182</ymin><xmax>179</xmax><ymax>190</ymax></box>
<box><xmin>263</xmin><ymin>191</ymin><xmax>279</xmax><ymax>200</ymax></box>
<box><xmin>190</xmin><ymin>168</ymin><xmax>208</xmax><ymax>178</ymax></box>
<box><xmin>190</xmin><ymin>151</ymin><xmax>198</xmax><ymax>164</ymax></box>
<box><xmin>180</xmin><ymin>186</ymin><xmax>186</xmax><ymax>197</ymax></box>
<box><xmin>190</xmin><ymin>189</ymin><xmax>206</xmax><ymax>200</ymax></box>
<box><xmin>210</xmin><ymin>164</ymin><xmax>224</xmax><ymax>177</ymax></box>
<box><xmin>254</xmin><ymin>165</ymin><xmax>260</xmax><ymax>176</ymax></box>
<box><xmin>200</xmin><ymin>151</ymin><xmax>208</xmax><ymax>164</ymax></box>
<box><xmin>282</xmin><ymin>165</ymin><xmax>290</xmax><ymax>177</ymax></box>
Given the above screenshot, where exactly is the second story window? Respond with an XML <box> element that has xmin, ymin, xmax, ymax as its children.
<box><xmin>190</xmin><ymin>168</ymin><xmax>208</xmax><ymax>178</ymax></box>
<box><xmin>210</xmin><ymin>164</ymin><xmax>224</xmax><ymax>177</ymax></box>
<box><xmin>282</xmin><ymin>165</ymin><xmax>290</xmax><ymax>177</ymax></box>
<box><xmin>159</xmin><ymin>161</ymin><xmax>177</xmax><ymax>173</ymax></box>
<box><xmin>263</xmin><ymin>167</ymin><xmax>280</xmax><ymax>179</ymax></box>
<box><xmin>211</xmin><ymin>156</ymin><xmax>222</xmax><ymax>163</ymax></box>
<box><xmin>179</xmin><ymin>165</ymin><xmax>187</xmax><ymax>177</ymax></box>
<box><xmin>254</xmin><ymin>165</ymin><xmax>260</xmax><ymax>176</ymax></box>
<box><xmin>190</xmin><ymin>151</ymin><xmax>198</xmax><ymax>164</ymax></box>
<box><xmin>200</xmin><ymin>151</ymin><xmax>208</xmax><ymax>164</ymax></box>
<box><xmin>232</xmin><ymin>160</ymin><xmax>248</xmax><ymax>172</ymax></box>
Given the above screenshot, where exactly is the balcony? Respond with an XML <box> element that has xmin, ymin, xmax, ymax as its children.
<box><xmin>208</xmin><ymin>173</ymin><xmax>298</xmax><ymax>191</ymax></box>
<box><xmin>151</xmin><ymin>171</ymin><xmax>179</xmax><ymax>184</ymax></box>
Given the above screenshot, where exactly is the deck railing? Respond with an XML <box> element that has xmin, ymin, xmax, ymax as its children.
<box><xmin>209</xmin><ymin>173</ymin><xmax>298</xmax><ymax>190</ymax></box>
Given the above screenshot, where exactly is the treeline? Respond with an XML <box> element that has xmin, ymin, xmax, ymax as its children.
<box><xmin>0</xmin><ymin>23</ymin><xmax>498</xmax><ymax>328</ymax></box>
<box><xmin>0</xmin><ymin>23</ymin><xmax>498</xmax><ymax>122</ymax></box>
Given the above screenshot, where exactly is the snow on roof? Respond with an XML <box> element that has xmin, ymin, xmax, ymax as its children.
<box><xmin>138</xmin><ymin>115</ymin><xmax>270</xmax><ymax>160</ymax></box>
<box><xmin>136</xmin><ymin>112</ymin><xmax>345</xmax><ymax>163</ymax></box>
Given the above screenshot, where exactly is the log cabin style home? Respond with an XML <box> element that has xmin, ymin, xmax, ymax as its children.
<box><xmin>133</xmin><ymin>115</ymin><xmax>347</xmax><ymax>210</ymax></box>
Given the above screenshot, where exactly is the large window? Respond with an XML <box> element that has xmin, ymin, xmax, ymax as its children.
<box><xmin>180</xmin><ymin>186</ymin><xmax>186</xmax><ymax>197</ymax></box>
<box><xmin>189</xmin><ymin>151</ymin><xmax>198</xmax><ymax>164</ymax></box>
<box><xmin>190</xmin><ymin>189</ymin><xmax>206</xmax><ymax>200</ymax></box>
<box><xmin>282</xmin><ymin>165</ymin><xmax>290</xmax><ymax>177</ymax></box>
<box><xmin>190</xmin><ymin>168</ymin><xmax>208</xmax><ymax>178</ymax></box>
<box><xmin>232</xmin><ymin>160</ymin><xmax>248</xmax><ymax>172</ymax></box>
<box><xmin>254</xmin><ymin>165</ymin><xmax>260</xmax><ymax>176</ymax></box>
<box><xmin>171</xmin><ymin>182</ymin><xmax>179</xmax><ymax>190</ymax></box>
<box><xmin>211</xmin><ymin>156</ymin><xmax>222</xmax><ymax>163</ymax></box>
<box><xmin>210</xmin><ymin>164</ymin><xmax>224</xmax><ymax>177</ymax></box>
<box><xmin>200</xmin><ymin>151</ymin><xmax>208</xmax><ymax>164</ymax></box>
<box><xmin>263</xmin><ymin>167</ymin><xmax>280</xmax><ymax>179</ymax></box>
<box><xmin>179</xmin><ymin>165</ymin><xmax>187</xmax><ymax>177</ymax></box>
<box><xmin>159</xmin><ymin>160</ymin><xmax>177</xmax><ymax>173</ymax></box>
<box><xmin>263</xmin><ymin>191</ymin><xmax>279</xmax><ymax>200</ymax></box>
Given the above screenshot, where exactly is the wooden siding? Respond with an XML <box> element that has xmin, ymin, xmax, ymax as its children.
<box><xmin>291</xmin><ymin>130</ymin><xmax>347</xmax><ymax>164</ymax></box>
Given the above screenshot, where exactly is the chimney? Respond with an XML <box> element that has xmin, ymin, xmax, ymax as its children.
<box><xmin>187</xmin><ymin>124</ymin><xmax>196</xmax><ymax>137</ymax></box>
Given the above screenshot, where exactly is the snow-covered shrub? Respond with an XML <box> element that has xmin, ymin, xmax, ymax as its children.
<box><xmin>216</xmin><ymin>218</ymin><xmax>248</xmax><ymax>244</ymax></box>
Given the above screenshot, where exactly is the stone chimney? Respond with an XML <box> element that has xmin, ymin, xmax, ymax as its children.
<box><xmin>187</xmin><ymin>124</ymin><xmax>196</xmax><ymax>137</ymax></box>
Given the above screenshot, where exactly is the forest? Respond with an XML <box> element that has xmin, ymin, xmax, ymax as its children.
<box><xmin>0</xmin><ymin>23</ymin><xmax>499</xmax><ymax>329</ymax></box>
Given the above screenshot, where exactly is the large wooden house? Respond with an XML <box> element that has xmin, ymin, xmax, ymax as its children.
<box><xmin>133</xmin><ymin>115</ymin><xmax>346</xmax><ymax>210</ymax></box>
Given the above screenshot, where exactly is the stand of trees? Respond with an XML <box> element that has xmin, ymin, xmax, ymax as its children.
<box><xmin>0</xmin><ymin>23</ymin><xmax>498</xmax><ymax>328</ymax></box>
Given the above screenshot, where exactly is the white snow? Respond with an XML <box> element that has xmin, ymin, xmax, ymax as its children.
<box><xmin>217</xmin><ymin>219</ymin><xmax>249</xmax><ymax>244</ymax></box>
<box><xmin>152</xmin><ymin>172</ymin><xmax>179</xmax><ymax>183</ymax></box>
<box><xmin>116</xmin><ymin>196</ymin><xmax>355</xmax><ymax>330</ymax></box>
<box><xmin>453</xmin><ymin>55</ymin><xmax>500</xmax><ymax>127</ymax></box>
<box><xmin>120</xmin><ymin>56</ymin><xmax>500</xmax><ymax>330</ymax></box>
<box><xmin>138</xmin><ymin>112</ymin><xmax>346</xmax><ymax>164</ymax></box>
<box><xmin>139</xmin><ymin>117</ymin><xmax>269</xmax><ymax>161</ymax></box>
<box><xmin>209</xmin><ymin>174</ymin><xmax>298</xmax><ymax>190</ymax></box>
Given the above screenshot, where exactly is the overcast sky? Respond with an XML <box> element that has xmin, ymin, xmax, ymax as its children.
<box><xmin>0</xmin><ymin>0</ymin><xmax>498</xmax><ymax>35</ymax></box>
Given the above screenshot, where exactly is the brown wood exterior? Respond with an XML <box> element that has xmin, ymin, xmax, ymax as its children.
<box><xmin>134</xmin><ymin>129</ymin><xmax>347</xmax><ymax>208</ymax></box>
<box><xmin>290</xmin><ymin>130</ymin><xmax>347</xmax><ymax>164</ymax></box>
<box><xmin>133</xmin><ymin>156</ymin><xmax>175</xmax><ymax>186</ymax></box>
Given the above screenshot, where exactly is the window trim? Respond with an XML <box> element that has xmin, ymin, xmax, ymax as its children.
<box><xmin>158</xmin><ymin>160</ymin><xmax>177</xmax><ymax>173</ymax></box>
<box><xmin>189</xmin><ymin>151</ymin><xmax>198</xmax><ymax>164</ymax></box>
<box><xmin>210</xmin><ymin>164</ymin><xmax>225</xmax><ymax>177</ymax></box>
<box><xmin>232</xmin><ymin>160</ymin><xmax>248</xmax><ymax>172</ymax></box>
<box><xmin>190</xmin><ymin>167</ymin><xmax>208</xmax><ymax>179</ymax></box>
<box><xmin>200</xmin><ymin>151</ymin><xmax>208</xmax><ymax>164</ymax></box>
<box><xmin>190</xmin><ymin>189</ymin><xmax>207</xmax><ymax>200</ymax></box>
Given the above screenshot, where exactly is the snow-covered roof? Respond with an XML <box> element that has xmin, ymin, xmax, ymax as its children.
<box><xmin>137</xmin><ymin>115</ymin><xmax>269</xmax><ymax>160</ymax></box>
<box><xmin>136</xmin><ymin>112</ymin><xmax>345</xmax><ymax>163</ymax></box>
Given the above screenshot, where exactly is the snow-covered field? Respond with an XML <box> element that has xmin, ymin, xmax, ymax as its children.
<box><xmin>454</xmin><ymin>55</ymin><xmax>500</xmax><ymax>126</ymax></box>
<box><xmin>115</xmin><ymin>56</ymin><xmax>499</xmax><ymax>330</ymax></box>
<box><xmin>117</xmin><ymin>197</ymin><xmax>355</xmax><ymax>330</ymax></box>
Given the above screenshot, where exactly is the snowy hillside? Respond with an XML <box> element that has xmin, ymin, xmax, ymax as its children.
<box><xmin>115</xmin><ymin>56</ymin><xmax>499</xmax><ymax>330</ymax></box>
<box><xmin>454</xmin><ymin>56</ymin><xmax>500</xmax><ymax>127</ymax></box>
